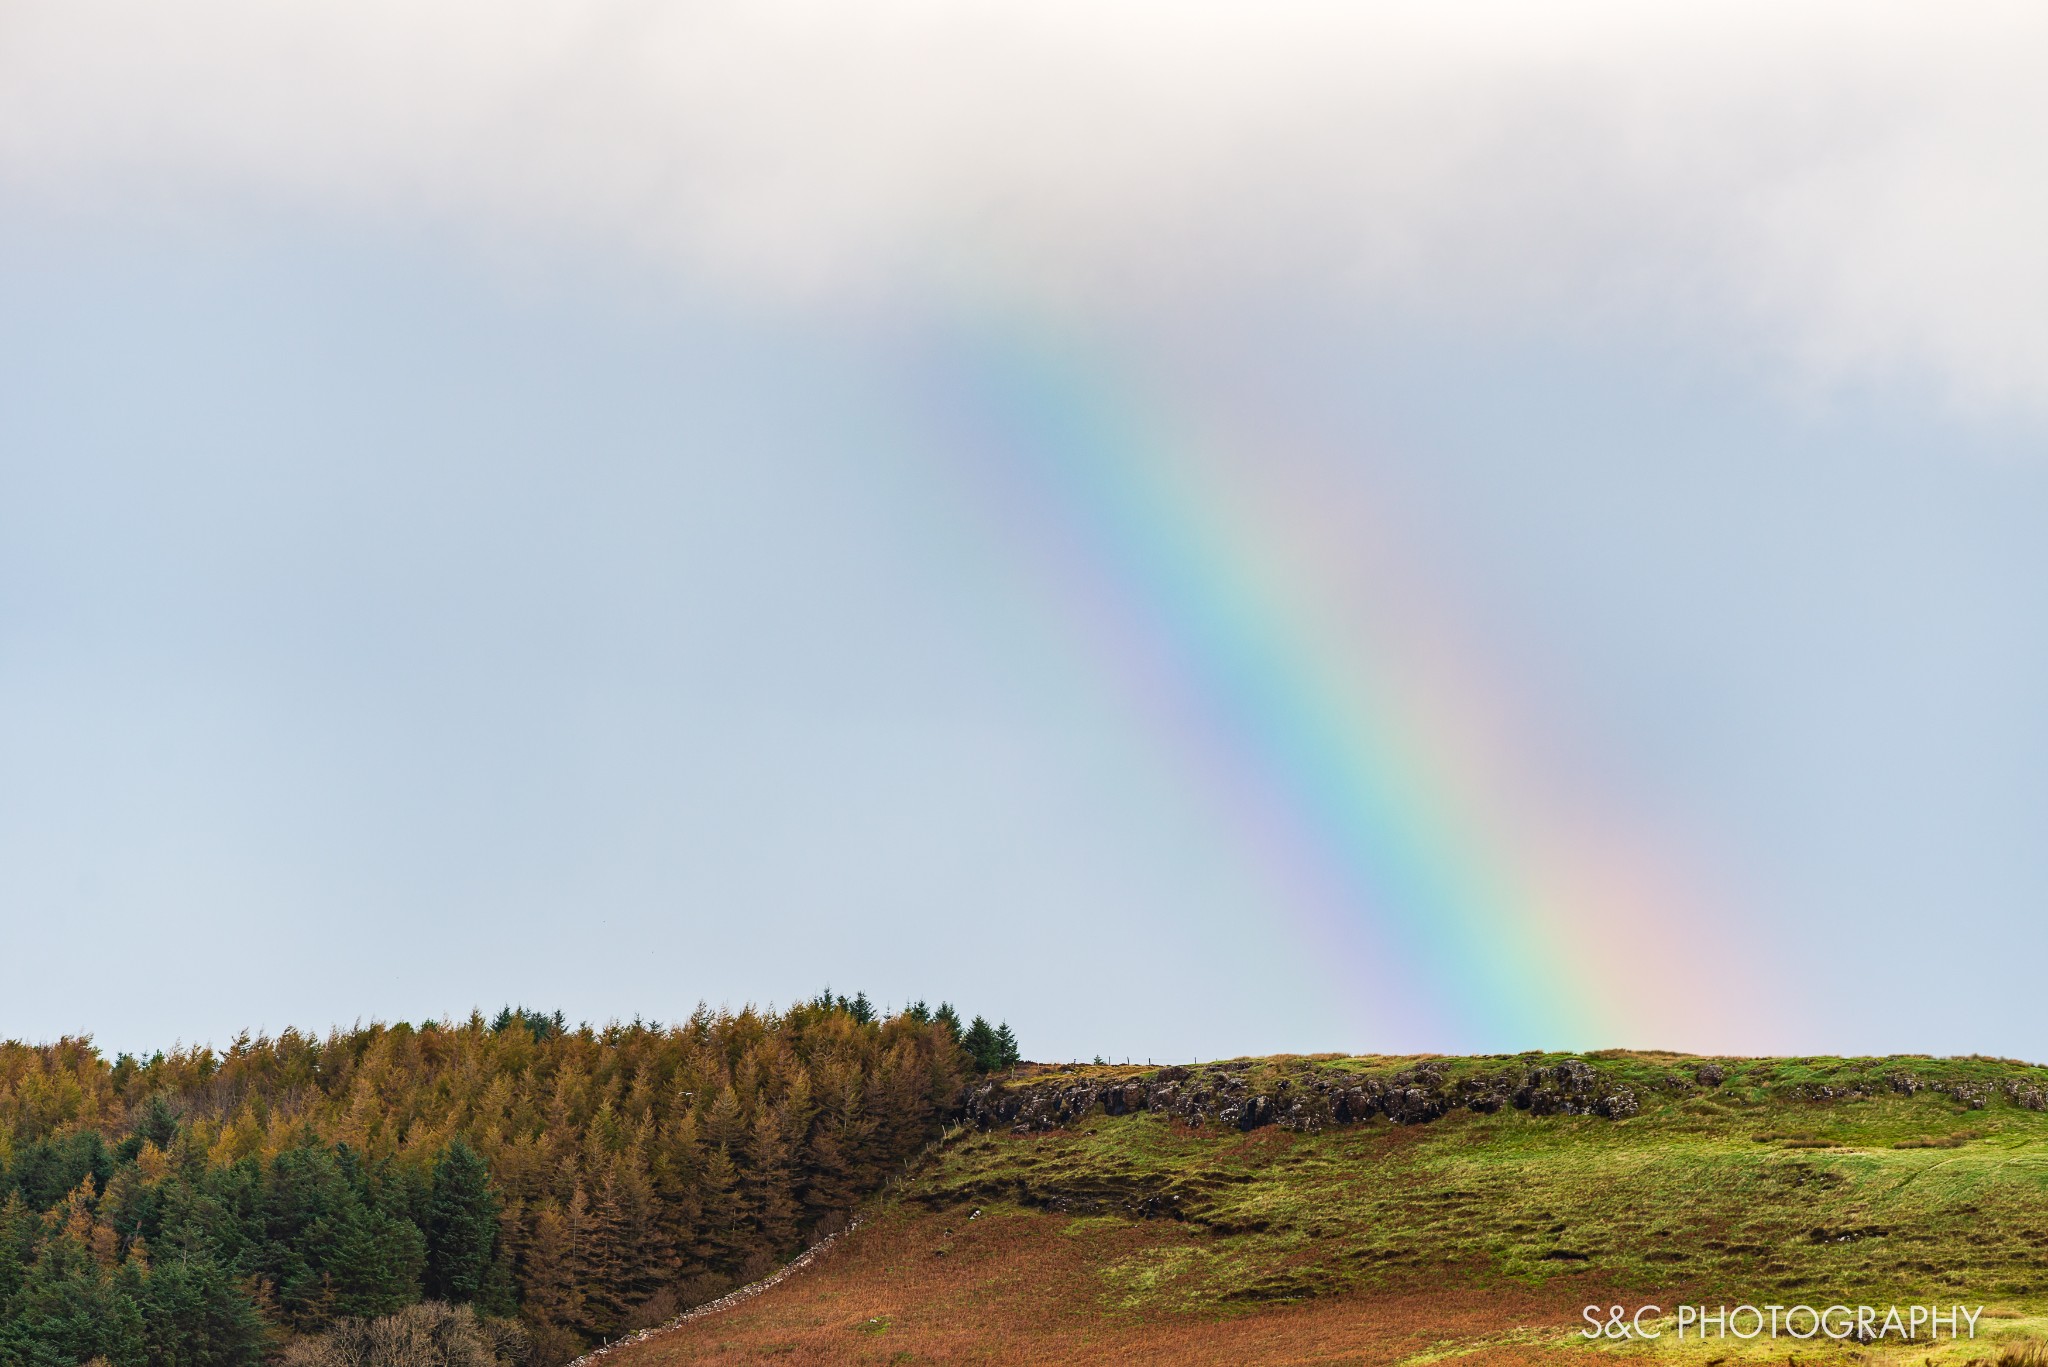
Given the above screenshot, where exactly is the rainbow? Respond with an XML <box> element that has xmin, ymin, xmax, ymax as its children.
<box><xmin>926</xmin><ymin>328</ymin><xmax>1746</xmax><ymax>1053</ymax></box>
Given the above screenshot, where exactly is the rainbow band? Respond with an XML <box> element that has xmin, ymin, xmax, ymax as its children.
<box><xmin>935</xmin><ymin>334</ymin><xmax>1630</xmax><ymax>1051</ymax></box>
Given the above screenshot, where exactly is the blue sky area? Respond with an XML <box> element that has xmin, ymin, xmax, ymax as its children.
<box><xmin>4</xmin><ymin>5</ymin><xmax>2044</xmax><ymax>1061</ymax></box>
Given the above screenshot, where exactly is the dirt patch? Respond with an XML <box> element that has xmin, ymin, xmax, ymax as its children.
<box><xmin>609</xmin><ymin>1203</ymin><xmax>1620</xmax><ymax>1366</ymax></box>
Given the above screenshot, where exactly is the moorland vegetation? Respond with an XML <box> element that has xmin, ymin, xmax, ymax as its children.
<box><xmin>616</xmin><ymin>1051</ymin><xmax>2048</xmax><ymax>1366</ymax></box>
<box><xmin>9</xmin><ymin>1029</ymin><xmax>2048</xmax><ymax>1367</ymax></box>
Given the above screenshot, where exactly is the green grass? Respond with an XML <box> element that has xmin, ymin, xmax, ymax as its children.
<box><xmin>915</xmin><ymin>1053</ymin><xmax>2048</xmax><ymax>1318</ymax></box>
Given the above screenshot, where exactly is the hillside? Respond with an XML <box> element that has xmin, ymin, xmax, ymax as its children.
<box><xmin>611</xmin><ymin>1052</ymin><xmax>2048</xmax><ymax>1366</ymax></box>
<box><xmin>0</xmin><ymin>999</ymin><xmax>1007</xmax><ymax>1364</ymax></box>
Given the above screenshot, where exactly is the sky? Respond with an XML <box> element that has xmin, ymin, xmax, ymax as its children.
<box><xmin>3</xmin><ymin>2</ymin><xmax>2046</xmax><ymax>1062</ymax></box>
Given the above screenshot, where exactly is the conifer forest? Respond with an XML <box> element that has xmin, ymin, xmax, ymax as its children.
<box><xmin>0</xmin><ymin>996</ymin><xmax>1021</xmax><ymax>1365</ymax></box>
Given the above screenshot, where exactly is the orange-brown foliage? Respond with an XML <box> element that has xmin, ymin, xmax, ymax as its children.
<box><xmin>1</xmin><ymin>1004</ymin><xmax>969</xmax><ymax>1351</ymax></box>
<box><xmin>615</xmin><ymin>1203</ymin><xmax>1616</xmax><ymax>1366</ymax></box>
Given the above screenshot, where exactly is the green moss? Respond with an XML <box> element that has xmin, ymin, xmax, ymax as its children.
<box><xmin>915</xmin><ymin>1052</ymin><xmax>2048</xmax><ymax>1319</ymax></box>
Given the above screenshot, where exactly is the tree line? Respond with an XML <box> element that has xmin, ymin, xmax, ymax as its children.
<box><xmin>0</xmin><ymin>994</ymin><xmax>1022</xmax><ymax>1365</ymax></box>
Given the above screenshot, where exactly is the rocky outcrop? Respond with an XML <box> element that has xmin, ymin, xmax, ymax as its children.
<box><xmin>2002</xmin><ymin>1079</ymin><xmax>2048</xmax><ymax>1111</ymax></box>
<box><xmin>957</xmin><ymin>1056</ymin><xmax>2048</xmax><ymax>1137</ymax></box>
<box><xmin>960</xmin><ymin>1057</ymin><xmax>1643</xmax><ymax>1135</ymax></box>
<box><xmin>1782</xmin><ymin>1071</ymin><xmax>2009</xmax><ymax>1110</ymax></box>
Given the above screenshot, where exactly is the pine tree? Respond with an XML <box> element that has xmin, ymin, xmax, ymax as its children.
<box><xmin>130</xmin><ymin>1092</ymin><xmax>183</xmax><ymax>1152</ymax></box>
<box><xmin>703</xmin><ymin>1084</ymin><xmax>749</xmax><ymax>1151</ymax></box>
<box><xmin>650</xmin><ymin>1108</ymin><xmax>704</xmax><ymax>1281</ymax></box>
<box><xmin>962</xmin><ymin>1017</ymin><xmax>1000</xmax><ymax>1073</ymax></box>
<box><xmin>579</xmin><ymin>1172</ymin><xmax>629</xmax><ymax>1335</ymax></box>
<box><xmin>744</xmin><ymin>1107</ymin><xmax>798</xmax><ymax>1255</ymax></box>
<box><xmin>995</xmin><ymin>1022</ymin><xmax>1021</xmax><ymax>1070</ymax></box>
<box><xmin>606</xmin><ymin>1150</ymin><xmax>666</xmax><ymax>1314</ymax></box>
<box><xmin>520</xmin><ymin>1200</ymin><xmax>585</xmax><ymax>1344</ymax></box>
<box><xmin>135</xmin><ymin>1254</ymin><xmax>267</xmax><ymax>1367</ymax></box>
<box><xmin>326</xmin><ymin>1205</ymin><xmax>427</xmax><ymax>1318</ymax></box>
<box><xmin>425</xmin><ymin>1138</ymin><xmax>500</xmax><ymax>1303</ymax></box>
<box><xmin>0</xmin><ymin>1228</ymin><xmax>145</xmax><ymax>1365</ymax></box>
<box><xmin>0</xmin><ymin>1193</ymin><xmax>37</xmax><ymax>1306</ymax></box>
<box><xmin>799</xmin><ymin>1122</ymin><xmax>854</xmax><ymax>1224</ymax></box>
<box><xmin>693</xmin><ymin>1143</ymin><xmax>743</xmax><ymax>1270</ymax></box>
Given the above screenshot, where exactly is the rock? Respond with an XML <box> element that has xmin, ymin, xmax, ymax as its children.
<box><xmin>957</xmin><ymin>1056</ymin><xmax>1649</xmax><ymax>1135</ymax></box>
<box><xmin>2002</xmin><ymin>1079</ymin><xmax>2048</xmax><ymax>1111</ymax></box>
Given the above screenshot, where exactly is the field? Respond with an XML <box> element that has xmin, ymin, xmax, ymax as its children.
<box><xmin>610</xmin><ymin>1053</ymin><xmax>2048</xmax><ymax>1366</ymax></box>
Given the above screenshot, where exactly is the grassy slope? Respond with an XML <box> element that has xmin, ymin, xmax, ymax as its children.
<box><xmin>617</xmin><ymin>1053</ymin><xmax>2048</xmax><ymax>1365</ymax></box>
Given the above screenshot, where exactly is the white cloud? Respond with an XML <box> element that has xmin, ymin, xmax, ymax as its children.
<box><xmin>6</xmin><ymin>1</ymin><xmax>2048</xmax><ymax>407</ymax></box>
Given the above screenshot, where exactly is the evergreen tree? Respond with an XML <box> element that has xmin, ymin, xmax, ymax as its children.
<box><xmin>250</xmin><ymin>1141</ymin><xmax>423</xmax><ymax>1326</ymax></box>
<box><xmin>744</xmin><ymin>1109</ymin><xmax>798</xmax><ymax>1255</ymax></box>
<box><xmin>136</xmin><ymin>1255</ymin><xmax>266</xmax><ymax>1367</ymax></box>
<box><xmin>692</xmin><ymin>1145</ymin><xmax>742</xmax><ymax>1271</ymax></box>
<box><xmin>4</xmin><ymin>1130</ymin><xmax>113</xmax><ymax>1211</ymax></box>
<box><xmin>799</xmin><ymin>1123</ymin><xmax>854</xmax><ymax>1224</ymax></box>
<box><xmin>424</xmin><ymin>1139</ymin><xmax>499</xmax><ymax>1304</ymax></box>
<box><xmin>126</xmin><ymin>1093</ymin><xmax>182</xmax><ymax>1156</ymax></box>
<box><xmin>0</xmin><ymin>1193</ymin><xmax>36</xmax><ymax>1306</ymax></box>
<box><xmin>325</xmin><ymin>1205</ymin><xmax>426</xmax><ymax>1318</ymax></box>
<box><xmin>703</xmin><ymin>1085</ymin><xmax>749</xmax><ymax>1151</ymax></box>
<box><xmin>605</xmin><ymin>1152</ymin><xmax>664</xmax><ymax>1318</ymax></box>
<box><xmin>649</xmin><ymin>1109</ymin><xmax>704</xmax><ymax>1284</ymax></box>
<box><xmin>578</xmin><ymin>1175</ymin><xmax>629</xmax><ymax>1336</ymax></box>
<box><xmin>961</xmin><ymin>1017</ymin><xmax>1000</xmax><ymax>1073</ymax></box>
<box><xmin>254</xmin><ymin>1144</ymin><xmax>353</xmax><ymax>1328</ymax></box>
<box><xmin>519</xmin><ymin>1201</ymin><xmax>585</xmax><ymax>1346</ymax></box>
<box><xmin>475</xmin><ymin>1245</ymin><xmax>521</xmax><ymax>1320</ymax></box>
<box><xmin>995</xmin><ymin>1022</ymin><xmax>1021</xmax><ymax>1070</ymax></box>
<box><xmin>0</xmin><ymin>1231</ymin><xmax>145</xmax><ymax>1366</ymax></box>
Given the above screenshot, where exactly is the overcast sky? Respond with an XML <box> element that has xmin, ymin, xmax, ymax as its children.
<box><xmin>4</xmin><ymin>3</ymin><xmax>2045</xmax><ymax>1061</ymax></box>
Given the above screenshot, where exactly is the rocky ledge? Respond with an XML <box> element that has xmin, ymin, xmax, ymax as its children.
<box><xmin>961</xmin><ymin>1057</ymin><xmax>1646</xmax><ymax>1135</ymax></box>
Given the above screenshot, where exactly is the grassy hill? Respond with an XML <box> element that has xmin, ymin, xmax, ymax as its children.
<box><xmin>613</xmin><ymin>1052</ymin><xmax>2048</xmax><ymax>1366</ymax></box>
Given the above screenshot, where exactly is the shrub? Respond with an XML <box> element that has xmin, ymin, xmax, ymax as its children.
<box><xmin>280</xmin><ymin>1302</ymin><xmax>531</xmax><ymax>1367</ymax></box>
